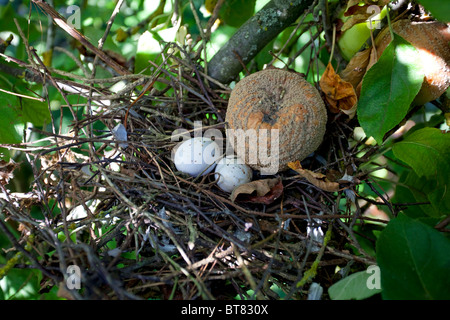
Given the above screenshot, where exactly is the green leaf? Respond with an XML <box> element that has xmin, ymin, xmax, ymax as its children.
<box><xmin>328</xmin><ymin>267</ymin><xmax>382</xmax><ymax>300</ymax></box>
<box><xmin>0</xmin><ymin>92</ymin><xmax>23</xmax><ymax>144</ymax></box>
<box><xmin>0</xmin><ymin>87</ymin><xmax>50</xmax><ymax>142</ymax></box>
<box><xmin>376</xmin><ymin>214</ymin><xmax>450</xmax><ymax>299</ymax></box>
<box><xmin>415</xmin><ymin>0</ymin><xmax>450</xmax><ymax>22</ymax></box>
<box><xmin>392</xmin><ymin>128</ymin><xmax>450</xmax><ymax>180</ymax></box>
<box><xmin>220</xmin><ymin>0</ymin><xmax>256</xmax><ymax>28</ymax></box>
<box><xmin>393</xmin><ymin>171</ymin><xmax>439</xmax><ymax>218</ymax></box>
<box><xmin>0</xmin><ymin>268</ymin><xmax>41</xmax><ymax>300</ymax></box>
<box><xmin>20</xmin><ymin>99</ymin><xmax>51</xmax><ymax>127</ymax></box>
<box><xmin>134</xmin><ymin>31</ymin><xmax>162</xmax><ymax>75</ymax></box>
<box><xmin>357</xmin><ymin>33</ymin><xmax>424</xmax><ymax>144</ymax></box>
<box><xmin>392</xmin><ymin>128</ymin><xmax>450</xmax><ymax>214</ymax></box>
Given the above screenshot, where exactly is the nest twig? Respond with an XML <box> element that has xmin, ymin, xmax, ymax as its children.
<box><xmin>0</xmin><ymin>2</ymin><xmax>393</xmax><ymax>300</ymax></box>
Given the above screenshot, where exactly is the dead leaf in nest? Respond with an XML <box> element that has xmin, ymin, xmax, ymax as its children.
<box><xmin>57</xmin><ymin>281</ymin><xmax>76</xmax><ymax>300</ymax></box>
<box><xmin>288</xmin><ymin>161</ymin><xmax>340</xmax><ymax>192</ymax></box>
<box><xmin>320</xmin><ymin>62</ymin><xmax>357</xmax><ymax>118</ymax></box>
<box><xmin>0</xmin><ymin>159</ymin><xmax>20</xmax><ymax>186</ymax></box>
<box><xmin>230</xmin><ymin>177</ymin><xmax>283</xmax><ymax>204</ymax></box>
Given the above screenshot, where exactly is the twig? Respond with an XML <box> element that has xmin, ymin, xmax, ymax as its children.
<box><xmin>31</xmin><ymin>0</ymin><xmax>130</xmax><ymax>76</ymax></box>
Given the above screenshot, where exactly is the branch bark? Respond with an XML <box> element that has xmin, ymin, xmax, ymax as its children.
<box><xmin>207</xmin><ymin>0</ymin><xmax>316</xmax><ymax>85</ymax></box>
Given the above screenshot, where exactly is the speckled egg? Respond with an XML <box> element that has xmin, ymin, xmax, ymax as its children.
<box><xmin>214</xmin><ymin>155</ymin><xmax>253</xmax><ymax>192</ymax></box>
<box><xmin>173</xmin><ymin>137</ymin><xmax>220</xmax><ymax>176</ymax></box>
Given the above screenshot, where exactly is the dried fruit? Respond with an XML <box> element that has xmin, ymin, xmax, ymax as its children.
<box><xmin>225</xmin><ymin>68</ymin><xmax>327</xmax><ymax>174</ymax></box>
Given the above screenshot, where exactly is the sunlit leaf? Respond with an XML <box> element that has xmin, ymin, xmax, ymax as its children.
<box><xmin>357</xmin><ymin>33</ymin><xmax>424</xmax><ymax>144</ymax></box>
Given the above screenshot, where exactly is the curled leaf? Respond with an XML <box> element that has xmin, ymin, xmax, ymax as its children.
<box><xmin>340</xmin><ymin>48</ymin><xmax>371</xmax><ymax>89</ymax></box>
<box><xmin>0</xmin><ymin>159</ymin><xmax>20</xmax><ymax>185</ymax></box>
<box><xmin>288</xmin><ymin>161</ymin><xmax>340</xmax><ymax>192</ymax></box>
<box><xmin>342</xmin><ymin>1</ymin><xmax>389</xmax><ymax>31</ymax></box>
<box><xmin>230</xmin><ymin>177</ymin><xmax>283</xmax><ymax>204</ymax></box>
<box><xmin>320</xmin><ymin>62</ymin><xmax>358</xmax><ymax>118</ymax></box>
<box><xmin>344</xmin><ymin>0</ymin><xmax>390</xmax><ymax>16</ymax></box>
<box><xmin>341</xmin><ymin>14</ymin><xmax>372</xmax><ymax>32</ymax></box>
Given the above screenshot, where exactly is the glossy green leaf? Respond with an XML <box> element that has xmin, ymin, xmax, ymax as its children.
<box><xmin>0</xmin><ymin>92</ymin><xmax>22</xmax><ymax>144</ymax></box>
<box><xmin>393</xmin><ymin>128</ymin><xmax>450</xmax><ymax>214</ymax></box>
<box><xmin>393</xmin><ymin>171</ymin><xmax>438</xmax><ymax>218</ymax></box>
<box><xmin>392</xmin><ymin>128</ymin><xmax>450</xmax><ymax>179</ymax></box>
<box><xmin>376</xmin><ymin>214</ymin><xmax>450</xmax><ymax>299</ymax></box>
<box><xmin>416</xmin><ymin>0</ymin><xmax>450</xmax><ymax>22</ymax></box>
<box><xmin>328</xmin><ymin>267</ymin><xmax>382</xmax><ymax>300</ymax></box>
<box><xmin>357</xmin><ymin>33</ymin><xmax>424</xmax><ymax>144</ymax></box>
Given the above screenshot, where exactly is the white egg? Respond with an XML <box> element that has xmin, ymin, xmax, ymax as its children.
<box><xmin>173</xmin><ymin>137</ymin><xmax>220</xmax><ymax>176</ymax></box>
<box><xmin>214</xmin><ymin>155</ymin><xmax>253</xmax><ymax>192</ymax></box>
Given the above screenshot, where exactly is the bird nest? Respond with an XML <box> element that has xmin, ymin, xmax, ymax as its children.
<box><xmin>0</xmin><ymin>35</ymin><xmax>388</xmax><ymax>300</ymax></box>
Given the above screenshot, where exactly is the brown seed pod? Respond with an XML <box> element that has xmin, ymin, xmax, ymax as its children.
<box><xmin>225</xmin><ymin>68</ymin><xmax>327</xmax><ymax>174</ymax></box>
<box><xmin>374</xmin><ymin>19</ymin><xmax>450</xmax><ymax>105</ymax></box>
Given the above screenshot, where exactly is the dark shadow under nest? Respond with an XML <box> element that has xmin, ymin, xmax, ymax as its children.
<box><xmin>0</xmin><ymin>38</ymin><xmax>390</xmax><ymax>301</ymax></box>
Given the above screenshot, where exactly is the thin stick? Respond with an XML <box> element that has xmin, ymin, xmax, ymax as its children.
<box><xmin>0</xmin><ymin>88</ymin><xmax>45</xmax><ymax>101</ymax></box>
<box><xmin>31</xmin><ymin>0</ymin><xmax>130</xmax><ymax>75</ymax></box>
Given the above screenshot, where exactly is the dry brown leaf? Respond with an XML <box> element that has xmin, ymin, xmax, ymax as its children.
<box><xmin>57</xmin><ymin>281</ymin><xmax>76</xmax><ymax>300</ymax></box>
<box><xmin>355</xmin><ymin>45</ymin><xmax>379</xmax><ymax>97</ymax></box>
<box><xmin>340</xmin><ymin>48</ymin><xmax>371</xmax><ymax>88</ymax></box>
<box><xmin>344</xmin><ymin>0</ymin><xmax>362</xmax><ymax>15</ymax></box>
<box><xmin>288</xmin><ymin>161</ymin><xmax>340</xmax><ymax>192</ymax></box>
<box><xmin>342</xmin><ymin>1</ymin><xmax>390</xmax><ymax>31</ymax></box>
<box><xmin>0</xmin><ymin>159</ymin><xmax>20</xmax><ymax>186</ymax></box>
<box><xmin>344</xmin><ymin>0</ymin><xmax>390</xmax><ymax>15</ymax></box>
<box><xmin>230</xmin><ymin>177</ymin><xmax>283</xmax><ymax>204</ymax></box>
<box><xmin>320</xmin><ymin>62</ymin><xmax>357</xmax><ymax>117</ymax></box>
<box><xmin>366</xmin><ymin>43</ymin><xmax>379</xmax><ymax>70</ymax></box>
<box><xmin>341</xmin><ymin>14</ymin><xmax>372</xmax><ymax>32</ymax></box>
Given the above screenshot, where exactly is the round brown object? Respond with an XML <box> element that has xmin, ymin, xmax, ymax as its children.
<box><xmin>225</xmin><ymin>68</ymin><xmax>327</xmax><ymax>174</ymax></box>
<box><xmin>375</xmin><ymin>20</ymin><xmax>450</xmax><ymax>105</ymax></box>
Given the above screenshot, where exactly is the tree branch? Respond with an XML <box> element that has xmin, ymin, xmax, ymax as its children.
<box><xmin>207</xmin><ymin>0</ymin><xmax>315</xmax><ymax>85</ymax></box>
